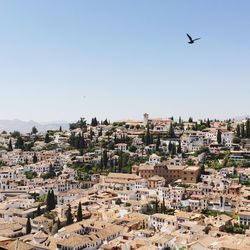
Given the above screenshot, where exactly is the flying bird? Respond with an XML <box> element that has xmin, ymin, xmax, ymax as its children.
<box><xmin>186</xmin><ymin>33</ymin><xmax>201</xmax><ymax>44</ymax></box>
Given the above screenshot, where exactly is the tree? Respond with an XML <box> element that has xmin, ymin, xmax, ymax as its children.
<box><xmin>118</xmin><ymin>151</ymin><xmax>123</xmax><ymax>172</ymax></box>
<box><xmin>8</xmin><ymin>139</ymin><xmax>13</xmax><ymax>151</ymax></box>
<box><xmin>161</xmin><ymin>197</ymin><xmax>166</xmax><ymax>214</ymax></box>
<box><xmin>168</xmin><ymin>123</ymin><xmax>175</xmax><ymax>138</ymax></box>
<box><xmin>171</xmin><ymin>143</ymin><xmax>176</xmax><ymax>155</ymax></box>
<box><xmin>46</xmin><ymin>190</ymin><xmax>51</xmax><ymax>211</ymax></box>
<box><xmin>146</xmin><ymin>125</ymin><xmax>151</xmax><ymax>145</ymax></box>
<box><xmin>102</xmin><ymin>150</ymin><xmax>108</xmax><ymax>169</ymax></box>
<box><xmin>246</xmin><ymin>119</ymin><xmax>250</xmax><ymax>138</ymax></box>
<box><xmin>32</xmin><ymin>126</ymin><xmax>38</xmax><ymax>134</ymax></box>
<box><xmin>178</xmin><ymin>116</ymin><xmax>182</xmax><ymax>124</ymax></box>
<box><xmin>66</xmin><ymin>205</ymin><xmax>74</xmax><ymax>225</ymax></box>
<box><xmin>168</xmin><ymin>141</ymin><xmax>172</xmax><ymax>153</ymax></box>
<box><xmin>59</xmin><ymin>126</ymin><xmax>62</xmax><ymax>132</ymax></box>
<box><xmin>45</xmin><ymin>133</ymin><xmax>51</xmax><ymax>143</ymax></box>
<box><xmin>37</xmin><ymin>205</ymin><xmax>41</xmax><ymax>216</ymax></box>
<box><xmin>69</xmin><ymin>117</ymin><xmax>87</xmax><ymax>131</ymax></box>
<box><xmin>91</xmin><ymin>117</ymin><xmax>98</xmax><ymax>127</ymax></box>
<box><xmin>25</xmin><ymin>170</ymin><xmax>37</xmax><ymax>179</ymax></box>
<box><xmin>11</xmin><ymin>130</ymin><xmax>20</xmax><ymax>138</ymax></box>
<box><xmin>188</xmin><ymin>117</ymin><xmax>193</xmax><ymax>123</ymax></box>
<box><xmin>241</xmin><ymin>123</ymin><xmax>245</xmax><ymax>138</ymax></box>
<box><xmin>236</xmin><ymin>124</ymin><xmax>241</xmax><ymax>137</ymax></box>
<box><xmin>217</xmin><ymin>130</ymin><xmax>222</xmax><ymax>144</ymax></box>
<box><xmin>51</xmin><ymin>190</ymin><xmax>56</xmax><ymax>210</ymax></box>
<box><xmin>233</xmin><ymin>137</ymin><xmax>241</xmax><ymax>144</ymax></box>
<box><xmin>227</xmin><ymin>122</ymin><xmax>231</xmax><ymax>131</ymax></box>
<box><xmin>26</xmin><ymin>217</ymin><xmax>32</xmax><ymax>234</ymax></box>
<box><xmin>206</xmin><ymin>118</ymin><xmax>211</xmax><ymax>128</ymax></box>
<box><xmin>177</xmin><ymin>141</ymin><xmax>182</xmax><ymax>154</ymax></box>
<box><xmin>115</xmin><ymin>198</ymin><xmax>122</xmax><ymax>205</ymax></box>
<box><xmin>15</xmin><ymin>136</ymin><xmax>24</xmax><ymax>150</ymax></box>
<box><xmin>155</xmin><ymin>197</ymin><xmax>159</xmax><ymax>213</ymax></box>
<box><xmin>89</xmin><ymin>129</ymin><xmax>94</xmax><ymax>141</ymax></box>
<box><xmin>33</xmin><ymin>153</ymin><xmax>38</xmax><ymax>163</ymax></box>
<box><xmin>46</xmin><ymin>190</ymin><xmax>56</xmax><ymax>211</ymax></box>
<box><xmin>129</xmin><ymin>145</ymin><xmax>137</xmax><ymax>153</ymax></box>
<box><xmin>103</xmin><ymin>119</ymin><xmax>109</xmax><ymax>126</ymax></box>
<box><xmin>156</xmin><ymin>134</ymin><xmax>161</xmax><ymax>151</ymax></box>
<box><xmin>77</xmin><ymin>202</ymin><xmax>83</xmax><ymax>222</ymax></box>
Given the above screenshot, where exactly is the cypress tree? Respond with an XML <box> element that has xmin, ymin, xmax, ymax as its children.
<box><xmin>118</xmin><ymin>151</ymin><xmax>123</xmax><ymax>172</ymax></box>
<box><xmin>150</xmin><ymin>134</ymin><xmax>154</xmax><ymax>144</ymax></box>
<box><xmin>103</xmin><ymin>119</ymin><xmax>109</xmax><ymax>125</ymax></box>
<box><xmin>8</xmin><ymin>139</ymin><xmax>13</xmax><ymax>151</ymax></box>
<box><xmin>156</xmin><ymin>134</ymin><xmax>161</xmax><ymax>151</ymax></box>
<box><xmin>246</xmin><ymin>119</ymin><xmax>250</xmax><ymax>138</ymax></box>
<box><xmin>66</xmin><ymin>205</ymin><xmax>73</xmax><ymax>225</ymax></box>
<box><xmin>177</xmin><ymin>141</ymin><xmax>182</xmax><ymax>154</ymax></box>
<box><xmin>45</xmin><ymin>133</ymin><xmax>50</xmax><ymax>143</ymax></box>
<box><xmin>195</xmin><ymin>123</ymin><xmax>198</xmax><ymax>130</ymax></box>
<box><xmin>168</xmin><ymin>123</ymin><xmax>175</xmax><ymax>138</ymax></box>
<box><xmin>102</xmin><ymin>150</ymin><xmax>108</xmax><ymax>169</ymax></box>
<box><xmin>206</xmin><ymin>118</ymin><xmax>210</xmax><ymax>128</ymax></box>
<box><xmin>32</xmin><ymin>126</ymin><xmax>38</xmax><ymax>134</ymax></box>
<box><xmin>37</xmin><ymin>205</ymin><xmax>41</xmax><ymax>216</ymax></box>
<box><xmin>26</xmin><ymin>217</ymin><xmax>32</xmax><ymax>234</ymax></box>
<box><xmin>217</xmin><ymin>130</ymin><xmax>222</xmax><ymax>144</ymax></box>
<box><xmin>46</xmin><ymin>190</ymin><xmax>52</xmax><ymax>211</ymax></box>
<box><xmin>168</xmin><ymin>141</ymin><xmax>172</xmax><ymax>153</ymax></box>
<box><xmin>171</xmin><ymin>144</ymin><xmax>176</xmax><ymax>155</ymax></box>
<box><xmin>46</xmin><ymin>190</ymin><xmax>55</xmax><ymax>211</ymax></box>
<box><xmin>162</xmin><ymin>197</ymin><xmax>166</xmax><ymax>214</ymax></box>
<box><xmin>90</xmin><ymin>129</ymin><xmax>93</xmax><ymax>141</ymax></box>
<box><xmin>15</xmin><ymin>136</ymin><xmax>24</xmax><ymax>150</ymax></box>
<box><xmin>236</xmin><ymin>124</ymin><xmax>241</xmax><ymax>137</ymax></box>
<box><xmin>77</xmin><ymin>202</ymin><xmax>83</xmax><ymax>222</ymax></box>
<box><xmin>178</xmin><ymin>116</ymin><xmax>182</xmax><ymax>124</ymax></box>
<box><xmin>160</xmin><ymin>203</ymin><xmax>164</xmax><ymax>213</ymax></box>
<box><xmin>142</xmin><ymin>134</ymin><xmax>145</xmax><ymax>144</ymax></box>
<box><xmin>146</xmin><ymin>125</ymin><xmax>151</xmax><ymax>145</ymax></box>
<box><xmin>33</xmin><ymin>153</ymin><xmax>38</xmax><ymax>163</ymax></box>
<box><xmin>241</xmin><ymin>123</ymin><xmax>245</xmax><ymax>138</ymax></box>
<box><xmin>51</xmin><ymin>190</ymin><xmax>56</xmax><ymax>210</ymax></box>
<box><xmin>155</xmin><ymin>197</ymin><xmax>159</xmax><ymax>213</ymax></box>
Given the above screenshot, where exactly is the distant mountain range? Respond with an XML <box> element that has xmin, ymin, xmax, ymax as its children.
<box><xmin>0</xmin><ymin>119</ymin><xmax>69</xmax><ymax>133</ymax></box>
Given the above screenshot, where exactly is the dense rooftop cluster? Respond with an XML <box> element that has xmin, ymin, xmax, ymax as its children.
<box><xmin>0</xmin><ymin>114</ymin><xmax>250</xmax><ymax>249</ymax></box>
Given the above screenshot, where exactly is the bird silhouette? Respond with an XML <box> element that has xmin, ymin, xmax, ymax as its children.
<box><xmin>186</xmin><ymin>33</ymin><xmax>201</xmax><ymax>44</ymax></box>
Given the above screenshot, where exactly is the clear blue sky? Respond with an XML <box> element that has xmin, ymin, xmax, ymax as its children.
<box><xmin>0</xmin><ymin>0</ymin><xmax>249</xmax><ymax>122</ymax></box>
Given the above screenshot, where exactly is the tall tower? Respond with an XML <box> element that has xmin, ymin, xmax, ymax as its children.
<box><xmin>143</xmin><ymin>113</ymin><xmax>149</xmax><ymax>126</ymax></box>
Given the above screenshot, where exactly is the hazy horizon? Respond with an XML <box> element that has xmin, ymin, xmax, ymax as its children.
<box><xmin>1</xmin><ymin>1</ymin><xmax>250</xmax><ymax>122</ymax></box>
<box><xmin>0</xmin><ymin>113</ymin><xmax>249</xmax><ymax>125</ymax></box>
